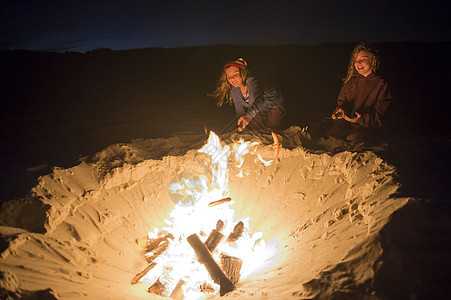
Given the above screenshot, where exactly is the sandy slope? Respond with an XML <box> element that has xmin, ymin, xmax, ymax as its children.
<box><xmin>0</xmin><ymin>128</ymin><xmax>420</xmax><ymax>299</ymax></box>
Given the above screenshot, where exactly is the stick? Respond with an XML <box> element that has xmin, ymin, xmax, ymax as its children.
<box><xmin>220</xmin><ymin>253</ymin><xmax>243</xmax><ymax>285</ymax></box>
<box><xmin>187</xmin><ymin>234</ymin><xmax>235</xmax><ymax>296</ymax></box>
<box><xmin>131</xmin><ymin>262</ymin><xmax>157</xmax><ymax>284</ymax></box>
<box><xmin>271</xmin><ymin>131</ymin><xmax>280</xmax><ymax>157</ymax></box>
<box><xmin>309</xmin><ymin>117</ymin><xmax>333</xmax><ymax>128</ymax></box>
<box><xmin>208</xmin><ymin>197</ymin><xmax>232</xmax><ymax>207</ymax></box>
<box><xmin>205</xmin><ymin>220</ymin><xmax>225</xmax><ymax>252</ymax></box>
<box><xmin>169</xmin><ymin>279</ymin><xmax>185</xmax><ymax>300</ymax></box>
<box><xmin>147</xmin><ymin>279</ymin><xmax>165</xmax><ymax>295</ymax></box>
<box><xmin>145</xmin><ymin>240</ymin><xmax>170</xmax><ymax>263</ymax></box>
<box><xmin>146</xmin><ymin>232</ymin><xmax>174</xmax><ymax>252</ymax></box>
<box><xmin>227</xmin><ymin>221</ymin><xmax>244</xmax><ymax>243</ymax></box>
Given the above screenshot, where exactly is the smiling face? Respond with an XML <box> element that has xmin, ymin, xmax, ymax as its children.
<box><xmin>225</xmin><ymin>66</ymin><xmax>243</xmax><ymax>88</ymax></box>
<box><xmin>354</xmin><ymin>51</ymin><xmax>373</xmax><ymax>77</ymax></box>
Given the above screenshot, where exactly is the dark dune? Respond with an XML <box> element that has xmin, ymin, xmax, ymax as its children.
<box><xmin>0</xmin><ymin>42</ymin><xmax>450</xmax><ymax>201</ymax></box>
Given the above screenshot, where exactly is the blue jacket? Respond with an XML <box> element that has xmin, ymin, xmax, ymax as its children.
<box><xmin>230</xmin><ymin>77</ymin><xmax>284</xmax><ymax>118</ymax></box>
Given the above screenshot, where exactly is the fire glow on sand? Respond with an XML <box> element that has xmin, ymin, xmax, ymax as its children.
<box><xmin>132</xmin><ymin>132</ymin><xmax>282</xmax><ymax>298</ymax></box>
<box><xmin>0</xmin><ymin>126</ymin><xmax>414</xmax><ymax>299</ymax></box>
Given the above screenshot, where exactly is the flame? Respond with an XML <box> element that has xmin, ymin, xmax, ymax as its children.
<box><xmin>140</xmin><ymin>132</ymin><xmax>281</xmax><ymax>298</ymax></box>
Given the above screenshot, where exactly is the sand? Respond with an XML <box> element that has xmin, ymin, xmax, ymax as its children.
<box><xmin>0</xmin><ymin>127</ymin><xmax>421</xmax><ymax>299</ymax></box>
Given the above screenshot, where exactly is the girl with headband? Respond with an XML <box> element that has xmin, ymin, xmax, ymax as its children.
<box><xmin>211</xmin><ymin>58</ymin><xmax>284</xmax><ymax>132</ymax></box>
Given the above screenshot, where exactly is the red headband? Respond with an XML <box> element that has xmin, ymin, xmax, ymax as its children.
<box><xmin>224</xmin><ymin>58</ymin><xmax>247</xmax><ymax>69</ymax></box>
<box><xmin>224</xmin><ymin>63</ymin><xmax>246</xmax><ymax>69</ymax></box>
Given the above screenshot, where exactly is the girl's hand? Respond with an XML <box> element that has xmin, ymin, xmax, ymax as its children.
<box><xmin>332</xmin><ymin>108</ymin><xmax>345</xmax><ymax>119</ymax></box>
<box><xmin>343</xmin><ymin>112</ymin><xmax>361</xmax><ymax>123</ymax></box>
<box><xmin>238</xmin><ymin>114</ymin><xmax>252</xmax><ymax>130</ymax></box>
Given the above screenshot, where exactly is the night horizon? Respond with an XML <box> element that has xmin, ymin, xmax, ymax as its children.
<box><xmin>1</xmin><ymin>0</ymin><xmax>450</xmax><ymax>52</ymax></box>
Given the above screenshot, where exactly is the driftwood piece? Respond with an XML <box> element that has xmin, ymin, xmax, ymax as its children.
<box><xmin>205</xmin><ymin>220</ymin><xmax>225</xmax><ymax>252</ymax></box>
<box><xmin>147</xmin><ymin>268</ymin><xmax>182</xmax><ymax>298</ymax></box>
<box><xmin>208</xmin><ymin>197</ymin><xmax>232</xmax><ymax>207</ymax></box>
<box><xmin>133</xmin><ymin>235</ymin><xmax>172</xmax><ymax>284</ymax></box>
<box><xmin>220</xmin><ymin>253</ymin><xmax>243</xmax><ymax>285</ymax></box>
<box><xmin>131</xmin><ymin>262</ymin><xmax>157</xmax><ymax>284</ymax></box>
<box><xmin>205</xmin><ymin>230</ymin><xmax>224</xmax><ymax>252</ymax></box>
<box><xmin>148</xmin><ymin>279</ymin><xmax>165</xmax><ymax>295</ymax></box>
<box><xmin>145</xmin><ymin>240</ymin><xmax>170</xmax><ymax>263</ymax></box>
<box><xmin>200</xmin><ymin>282</ymin><xmax>215</xmax><ymax>293</ymax></box>
<box><xmin>187</xmin><ymin>234</ymin><xmax>235</xmax><ymax>296</ymax></box>
<box><xmin>227</xmin><ymin>221</ymin><xmax>244</xmax><ymax>243</ymax></box>
<box><xmin>146</xmin><ymin>232</ymin><xmax>174</xmax><ymax>252</ymax></box>
<box><xmin>169</xmin><ymin>279</ymin><xmax>185</xmax><ymax>300</ymax></box>
<box><xmin>216</xmin><ymin>219</ymin><xmax>225</xmax><ymax>231</ymax></box>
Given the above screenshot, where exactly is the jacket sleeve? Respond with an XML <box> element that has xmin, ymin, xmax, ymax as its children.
<box><xmin>246</xmin><ymin>79</ymin><xmax>266</xmax><ymax>118</ymax></box>
<box><xmin>357</xmin><ymin>79</ymin><xmax>392</xmax><ymax>128</ymax></box>
<box><xmin>335</xmin><ymin>81</ymin><xmax>352</xmax><ymax>113</ymax></box>
<box><xmin>247</xmin><ymin>79</ymin><xmax>284</xmax><ymax>118</ymax></box>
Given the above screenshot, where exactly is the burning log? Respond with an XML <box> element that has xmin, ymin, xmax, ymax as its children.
<box><xmin>132</xmin><ymin>232</ymin><xmax>174</xmax><ymax>284</ymax></box>
<box><xmin>227</xmin><ymin>221</ymin><xmax>244</xmax><ymax>243</ymax></box>
<box><xmin>145</xmin><ymin>240</ymin><xmax>170</xmax><ymax>263</ymax></box>
<box><xmin>146</xmin><ymin>232</ymin><xmax>174</xmax><ymax>252</ymax></box>
<box><xmin>208</xmin><ymin>197</ymin><xmax>232</xmax><ymax>207</ymax></box>
<box><xmin>205</xmin><ymin>220</ymin><xmax>225</xmax><ymax>252</ymax></box>
<box><xmin>220</xmin><ymin>253</ymin><xmax>243</xmax><ymax>285</ymax></box>
<box><xmin>131</xmin><ymin>262</ymin><xmax>156</xmax><ymax>284</ymax></box>
<box><xmin>169</xmin><ymin>279</ymin><xmax>185</xmax><ymax>300</ymax></box>
<box><xmin>147</xmin><ymin>279</ymin><xmax>165</xmax><ymax>295</ymax></box>
<box><xmin>187</xmin><ymin>234</ymin><xmax>235</xmax><ymax>296</ymax></box>
<box><xmin>200</xmin><ymin>282</ymin><xmax>215</xmax><ymax>294</ymax></box>
<box><xmin>146</xmin><ymin>266</ymin><xmax>183</xmax><ymax>298</ymax></box>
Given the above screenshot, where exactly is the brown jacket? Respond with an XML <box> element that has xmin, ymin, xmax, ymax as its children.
<box><xmin>336</xmin><ymin>74</ymin><xmax>392</xmax><ymax>129</ymax></box>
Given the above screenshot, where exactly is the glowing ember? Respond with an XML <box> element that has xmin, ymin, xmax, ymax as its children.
<box><xmin>136</xmin><ymin>132</ymin><xmax>281</xmax><ymax>298</ymax></box>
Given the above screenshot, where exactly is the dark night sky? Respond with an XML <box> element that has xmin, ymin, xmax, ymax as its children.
<box><xmin>1</xmin><ymin>0</ymin><xmax>450</xmax><ymax>52</ymax></box>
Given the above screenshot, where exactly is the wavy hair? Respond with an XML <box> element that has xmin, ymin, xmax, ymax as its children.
<box><xmin>210</xmin><ymin>65</ymin><xmax>252</xmax><ymax>107</ymax></box>
<box><xmin>343</xmin><ymin>42</ymin><xmax>381</xmax><ymax>83</ymax></box>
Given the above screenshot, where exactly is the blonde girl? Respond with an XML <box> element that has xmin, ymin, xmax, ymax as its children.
<box><xmin>211</xmin><ymin>58</ymin><xmax>284</xmax><ymax>132</ymax></box>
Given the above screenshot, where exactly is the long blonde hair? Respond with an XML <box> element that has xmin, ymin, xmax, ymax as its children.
<box><xmin>343</xmin><ymin>42</ymin><xmax>381</xmax><ymax>83</ymax></box>
<box><xmin>210</xmin><ymin>66</ymin><xmax>252</xmax><ymax>107</ymax></box>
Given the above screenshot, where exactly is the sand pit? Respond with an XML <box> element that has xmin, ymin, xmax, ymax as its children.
<box><xmin>0</xmin><ymin>127</ymin><xmax>416</xmax><ymax>299</ymax></box>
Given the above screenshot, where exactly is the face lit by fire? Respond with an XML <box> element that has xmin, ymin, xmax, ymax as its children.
<box><xmin>225</xmin><ymin>66</ymin><xmax>244</xmax><ymax>88</ymax></box>
<box><xmin>354</xmin><ymin>51</ymin><xmax>373</xmax><ymax>77</ymax></box>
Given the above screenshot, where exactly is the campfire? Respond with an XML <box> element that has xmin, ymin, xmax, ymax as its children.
<box><xmin>131</xmin><ymin>132</ymin><xmax>281</xmax><ymax>298</ymax></box>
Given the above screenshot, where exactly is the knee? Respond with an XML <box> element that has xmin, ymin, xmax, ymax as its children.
<box><xmin>346</xmin><ymin>129</ymin><xmax>369</xmax><ymax>142</ymax></box>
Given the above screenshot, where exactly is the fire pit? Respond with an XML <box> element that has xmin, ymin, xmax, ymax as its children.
<box><xmin>0</xmin><ymin>127</ymin><xmax>410</xmax><ymax>299</ymax></box>
<box><xmin>130</xmin><ymin>132</ymin><xmax>282</xmax><ymax>298</ymax></box>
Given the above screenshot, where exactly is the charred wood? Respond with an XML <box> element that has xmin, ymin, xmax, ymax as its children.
<box><xmin>200</xmin><ymin>282</ymin><xmax>215</xmax><ymax>294</ymax></box>
<box><xmin>169</xmin><ymin>279</ymin><xmax>185</xmax><ymax>300</ymax></box>
<box><xmin>147</xmin><ymin>279</ymin><xmax>165</xmax><ymax>295</ymax></box>
<box><xmin>145</xmin><ymin>240</ymin><xmax>170</xmax><ymax>263</ymax></box>
<box><xmin>146</xmin><ymin>267</ymin><xmax>182</xmax><ymax>297</ymax></box>
<box><xmin>131</xmin><ymin>262</ymin><xmax>157</xmax><ymax>284</ymax></box>
<box><xmin>205</xmin><ymin>220</ymin><xmax>224</xmax><ymax>252</ymax></box>
<box><xmin>187</xmin><ymin>234</ymin><xmax>235</xmax><ymax>296</ymax></box>
<box><xmin>146</xmin><ymin>232</ymin><xmax>174</xmax><ymax>252</ymax></box>
<box><xmin>227</xmin><ymin>221</ymin><xmax>244</xmax><ymax>243</ymax></box>
<box><xmin>220</xmin><ymin>253</ymin><xmax>243</xmax><ymax>285</ymax></box>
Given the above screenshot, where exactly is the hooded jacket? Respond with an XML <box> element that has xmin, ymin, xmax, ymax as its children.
<box><xmin>230</xmin><ymin>77</ymin><xmax>284</xmax><ymax>118</ymax></box>
<box><xmin>336</xmin><ymin>73</ymin><xmax>392</xmax><ymax>129</ymax></box>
